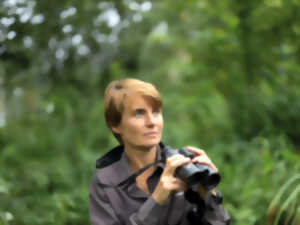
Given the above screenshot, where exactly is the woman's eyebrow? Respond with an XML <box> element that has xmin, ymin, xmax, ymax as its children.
<box><xmin>134</xmin><ymin>108</ymin><xmax>146</xmax><ymax>113</ymax></box>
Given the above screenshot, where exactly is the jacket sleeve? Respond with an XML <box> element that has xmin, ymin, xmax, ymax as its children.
<box><xmin>89</xmin><ymin>173</ymin><xmax>170</xmax><ymax>225</ymax></box>
<box><xmin>89</xmin><ymin>174</ymin><xmax>120</xmax><ymax>225</ymax></box>
<box><xmin>185</xmin><ymin>189</ymin><xmax>231</xmax><ymax>225</ymax></box>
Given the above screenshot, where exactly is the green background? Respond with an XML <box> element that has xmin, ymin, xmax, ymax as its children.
<box><xmin>0</xmin><ymin>0</ymin><xmax>299</xmax><ymax>224</ymax></box>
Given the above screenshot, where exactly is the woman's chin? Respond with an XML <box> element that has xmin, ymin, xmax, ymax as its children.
<box><xmin>139</xmin><ymin>139</ymin><xmax>161</xmax><ymax>150</ymax></box>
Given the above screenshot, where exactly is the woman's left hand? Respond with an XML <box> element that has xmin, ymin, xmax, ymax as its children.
<box><xmin>186</xmin><ymin>146</ymin><xmax>218</xmax><ymax>197</ymax></box>
<box><xmin>186</xmin><ymin>146</ymin><xmax>218</xmax><ymax>172</ymax></box>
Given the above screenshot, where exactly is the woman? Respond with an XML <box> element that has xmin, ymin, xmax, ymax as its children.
<box><xmin>89</xmin><ymin>78</ymin><xmax>230</xmax><ymax>225</ymax></box>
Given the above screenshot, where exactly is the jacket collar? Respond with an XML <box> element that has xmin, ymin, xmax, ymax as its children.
<box><xmin>96</xmin><ymin>142</ymin><xmax>165</xmax><ymax>186</ymax></box>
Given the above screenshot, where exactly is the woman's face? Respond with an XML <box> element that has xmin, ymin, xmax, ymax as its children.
<box><xmin>112</xmin><ymin>93</ymin><xmax>163</xmax><ymax>151</ymax></box>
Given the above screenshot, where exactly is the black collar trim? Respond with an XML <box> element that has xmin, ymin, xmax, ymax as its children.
<box><xmin>96</xmin><ymin>142</ymin><xmax>166</xmax><ymax>169</ymax></box>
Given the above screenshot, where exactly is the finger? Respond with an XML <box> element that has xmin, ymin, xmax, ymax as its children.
<box><xmin>186</xmin><ymin>146</ymin><xmax>206</xmax><ymax>156</ymax></box>
<box><xmin>169</xmin><ymin>157</ymin><xmax>191</xmax><ymax>168</ymax></box>
<box><xmin>172</xmin><ymin>177</ymin><xmax>186</xmax><ymax>186</ymax></box>
<box><xmin>166</xmin><ymin>154</ymin><xmax>190</xmax><ymax>165</ymax></box>
<box><xmin>192</xmin><ymin>156</ymin><xmax>217</xmax><ymax>171</ymax></box>
<box><xmin>192</xmin><ymin>154</ymin><xmax>211</xmax><ymax>163</ymax></box>
<box><xmin>192</xmin><ymin>155</ymin><xmax>218</xmax><ymax>171</ymax></box>
<box><xmin>171</xmin><ymin>178</ymin><xmax>188</xmax><ymax>191</ymax></box>
<box><xmin>168</xmin><ymin>154</ymin><xmax>187</xmax><ymax>161</ymax></box>
<box><xmin>165</xmin><ymin>157</ymin><xmax>191</xmax><ymax>174</ymax></box>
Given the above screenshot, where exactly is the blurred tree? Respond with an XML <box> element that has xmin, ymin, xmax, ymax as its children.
<box><xmin>1</xmin><ymin>0</ymin><xmax>300</xmax><ymax>225</ymax></box>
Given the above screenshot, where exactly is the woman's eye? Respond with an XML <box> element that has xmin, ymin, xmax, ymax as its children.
<box><xmin>135</xmin><ymin>110</ymin><xmax>144</xmax><ymax>116</ymax></box>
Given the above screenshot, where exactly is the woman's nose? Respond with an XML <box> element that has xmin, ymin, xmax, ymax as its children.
<box><xmin>145</xmin><ymin>113</ymin><xmax>155</xmax><ymax>126</ymax></box>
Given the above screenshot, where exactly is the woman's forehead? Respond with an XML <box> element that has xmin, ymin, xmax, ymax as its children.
<box><xmin>124</xmin><ymin>93</ymin><xmax>150</xmax><ymax>108</ymax></box>
<box><xmin>123</xmin><ymin>92</ymin><xmax>160</xmax><ymax>111</ymax></box>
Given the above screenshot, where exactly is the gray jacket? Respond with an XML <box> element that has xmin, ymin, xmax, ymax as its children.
<box><xmin>89</xmin><ymin>143</ymin><xmax>230</xmax><ymax>225</ymax></box>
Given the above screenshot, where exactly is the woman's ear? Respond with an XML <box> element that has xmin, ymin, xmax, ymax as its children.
<box><xmin>111</xmin><ymin>125</ymin><xmax>120</xmax><ymax>134</ymax></box>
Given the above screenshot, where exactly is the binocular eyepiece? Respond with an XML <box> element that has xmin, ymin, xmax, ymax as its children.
<box><xmin>164</xmin><ymin>146</ymin><xmax>221</xmax><ymax>191</ymax></box>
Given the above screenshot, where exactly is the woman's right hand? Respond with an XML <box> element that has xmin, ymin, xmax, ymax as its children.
<box><xmin>152</xmin><ymin>154</ymin><xmax>191</xmax><ymax>205</ymax></box>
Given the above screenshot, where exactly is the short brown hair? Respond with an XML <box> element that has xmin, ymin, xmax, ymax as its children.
<box><xmin>104</xmin><ymin>78</ymin><xmax>162</xmax><ymax>144</ymax></box>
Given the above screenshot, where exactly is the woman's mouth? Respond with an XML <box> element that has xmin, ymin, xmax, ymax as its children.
<box><xmin>145</xmin><ymin>131</ymin><xmax>157</xmax><ymax>136</ymax></box>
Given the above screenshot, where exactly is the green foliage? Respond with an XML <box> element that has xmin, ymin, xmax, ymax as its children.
<box><xmin>266</xmin><ymin>174</ymin><xmax>300</xmax><ymax>225</ymax></box>
<box><xmin>1</xmin><ymin>0</ymin><xmax>300</xmax><ymax>225</ymax></box>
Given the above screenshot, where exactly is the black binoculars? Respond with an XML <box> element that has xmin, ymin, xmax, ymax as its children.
<box><xmin>164</xmin><ymin>146</ymin><xmax>221</xmax><ymax>191</ymax></box>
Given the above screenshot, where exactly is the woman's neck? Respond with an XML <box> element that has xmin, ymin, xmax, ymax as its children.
<box><xmin>125</xmin><ymin>145</ymin><xmax>157</xmax><ymax>172</ymax></box>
